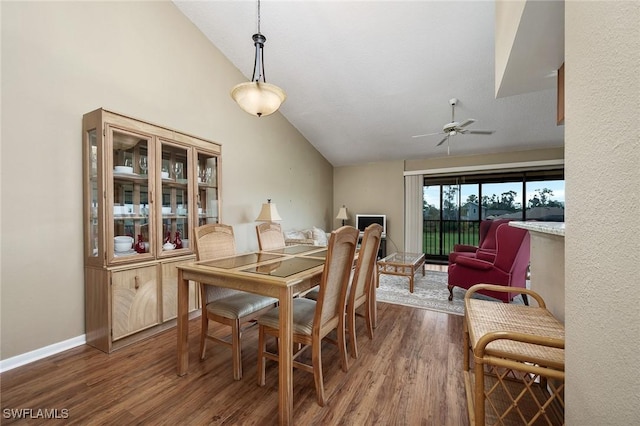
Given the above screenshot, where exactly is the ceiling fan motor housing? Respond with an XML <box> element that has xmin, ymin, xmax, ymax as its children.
<box><xmin>443</xmin><ymin>122</ymin><xmax>459</xmax><ymax>132</ymax></box>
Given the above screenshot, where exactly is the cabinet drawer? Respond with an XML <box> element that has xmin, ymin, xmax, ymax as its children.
<box><xmin>112</xmin><ymin>266</ymin><xmax>159</xmax><ymax>340</ymax></box>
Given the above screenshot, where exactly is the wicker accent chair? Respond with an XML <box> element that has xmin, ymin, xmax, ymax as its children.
<box><xmin>256</xmin><ymin>222</ymin><xmax>286</xmax><ymax>251</ymax></box>
<box><xmin>194</xmin><ymin>223</ymin><xmax>278</xmax><ymax>380</ymax></box>
<box><xmin>447</xmin><ymin>223</ymin><xmax>530</xmax><ymax>303</ymax></box>
<box><xmin>346</xmin><ymin>223</ymin><xmax>383</xmax><ymax>363</ymax></box>
<box><xmin>257</xmin><ymin>225</ymin><xmax>359</xmax><ymax>406</ymax></box>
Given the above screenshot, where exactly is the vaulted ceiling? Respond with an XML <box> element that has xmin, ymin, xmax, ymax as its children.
<box><xmin>174</xmin><ymin>1</ymin><xmax>564</xmax><ymax>167</ymax></box>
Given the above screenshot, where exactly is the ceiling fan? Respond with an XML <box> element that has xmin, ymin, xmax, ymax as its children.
<box><xmin>412</xmin><ymin>98</ymin><xmax>495</xmax><ymax>154</ymax></box>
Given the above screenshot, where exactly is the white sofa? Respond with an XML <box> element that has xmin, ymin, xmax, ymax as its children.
<box><xmin>284</xmin><ymin>227</ymin><xmax>329</xmax><ymax>246</ymax></box>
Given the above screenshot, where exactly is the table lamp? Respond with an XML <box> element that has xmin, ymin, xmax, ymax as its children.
<box><xmin>256</xmin><ymin>199</ymin><xmax>282</xmax><ymax>222</ymax></box>
<box><xmin>336</xmin><ymin>205</ymin><xmax>349</xmax><ymax>226</ymax></box>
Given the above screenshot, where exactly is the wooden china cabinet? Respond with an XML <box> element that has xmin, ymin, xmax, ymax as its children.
<box><xmin>82</xmin><ymin>108</ymin><xmax>221</xmax><ymax>352</ymax></box>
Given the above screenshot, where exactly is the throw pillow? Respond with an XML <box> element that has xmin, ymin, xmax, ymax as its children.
<box><xmin>284</xmin><ymin>230</ymin><xmax>307</xmax><ymax>240</ymax></box>
<box><xmin>312</xmin><ymin>226</ymin><xmax>328</xmax><ymax>246</ymax></box>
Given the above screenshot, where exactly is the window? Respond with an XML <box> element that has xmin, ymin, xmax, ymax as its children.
<box><xmin>422</xmin><ymin>169</ymin><xmax>564</xmax><ymax>261</ymax></box>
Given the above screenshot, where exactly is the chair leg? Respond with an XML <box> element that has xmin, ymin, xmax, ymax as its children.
<box><xmin>447</xmin><ymin>285</ymin><xmax>454</xmax><ymax>301</ymax></box>
<box><xmin>364</xmin><ymin>298</ymin><xmax>374</xmax><ymax>340</ymax></box>
<box><xmin>200</xmin><ymin>311</ymin><xmax>208</xmax><ymax>360</ymax></box>
<box><xmin>311</xmin><ymin>338</ymin><xmax>326</xmax><ymax>406</ymax></box>
<box><xmin>257</xmin><ymin>325</ymin><xmax>266</xmax><ymax>386</ymax></box>
<box><xmin>338</xmin><ymin>319</ymin><xmax>349</xmax><ymax>373</ymax></box>
<box><xmin>522</xmin><ymin>293</ymin><xmax>529</xmax><ymax>306</ymax></box>
<box><xmin>231</xmin><ymin>319</ymin><xmax>242</xmax><ymax>380</ymax></box>
<box><xmin>348</xmin><ymin>306</ymin><xmax>358</xmax><ymax>360</ymax></box>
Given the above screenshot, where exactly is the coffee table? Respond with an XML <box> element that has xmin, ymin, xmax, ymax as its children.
<box><xmin>377</xmin><ymin>252</ymin><xmax>426</xmax><ymax>293</ymax></box>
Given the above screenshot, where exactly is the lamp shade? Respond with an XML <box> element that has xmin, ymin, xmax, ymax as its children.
<box><xmin>336</xmin><ymin>206</ymin><xmax>349</xmax><ymax>221</ymax></box>
<box><xmin>231</xmin><ymin>82</ymin><xmax>286</xmax><ymax>118</ymax></box>
<box><xmin>255</xmin><ymin>199</ymin><xmax>282</xmax><ymax>222</ymax></box>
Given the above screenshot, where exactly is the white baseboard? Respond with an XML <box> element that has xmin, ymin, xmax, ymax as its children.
<box><xmin>0</xmin><ymin>335</ymin><xmax>86</xmax><ymax>373</ymax></box>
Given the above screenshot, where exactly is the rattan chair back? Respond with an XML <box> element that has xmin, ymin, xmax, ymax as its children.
<box><xmin>194</xmin><ymin>223</ymin><xmax>236</xmax><ymax>261</ymax></box>
<box><xmin>256</xmin><ymin>222</ymin><xmax>286</xmax><ymax>251</ymax></box>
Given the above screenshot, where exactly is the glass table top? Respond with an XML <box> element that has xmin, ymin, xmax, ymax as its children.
<box><xmin>243</xmin><ymin>257</ymin><xmax>325</xmax><ymax>278</ymax></box>
<box><xmin>379</xmin><ymin>252</ymin><xmax>425</xmax><ymax>264</ymax></box>
<box><xmin>200</xmin><ymin>252</ymin><xmax>284</xmax><ymax>269</ymax></box>
<box><xmin>303</xmin><ymin>249</ymin><xmax>327</xmax><ymax>259</ymax></box>
<box><xmin>264</xmin><ymin>245</ymin><xmax>322</xmax><ymax>255</ymax></box>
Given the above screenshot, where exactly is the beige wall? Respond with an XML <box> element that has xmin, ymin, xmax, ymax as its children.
<box><xmin>334</xmin><ymin>161</ymin><xmax>405</xmax><ymax>253</ymax></box>
<box><xmin>0</xmin><ymin>1</ymin><xmax>332</xmax><ymax>359</ymax></box>
<box><xmin>565</xmin><ymin>2</ymin><xmax>639</xmax><ymax>424</ymax></box>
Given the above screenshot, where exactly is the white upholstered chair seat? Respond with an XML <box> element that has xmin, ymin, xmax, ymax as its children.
<box><xmin>257</xmin><ymin>298</ymin><xmax>316</xmax><ymax>336</ymax></box>
<box><xmin>207</xmin><ymin>293</ymin><xmax>279</xmax><ymax>319</ymax></box>
<box><xmin>303</xmin><ymin>286</ymin><xmax>319</xmax><ymax>301</ymax></box>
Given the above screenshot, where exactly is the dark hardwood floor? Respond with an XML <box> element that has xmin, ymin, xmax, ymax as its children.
<box><xmin>1</xmin><ymin>297</ymin><xmax>468</xmax><ymax>425</ymax></box>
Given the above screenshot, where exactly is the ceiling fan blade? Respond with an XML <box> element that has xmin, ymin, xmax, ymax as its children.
<box><xmin>436</xmin><ymin>135</ymin><xmax>448</xmax><ymax>146</ymax></box>
<box><xmin>412</xmin><ymin>131</ymin><xmax>443</xmax><ymax>138</ymax></box>
<box><xmin>467</xmin><ymin>130</ymin><xmax>495</xmax><ymax>135</ymax></box>
<box><xmin>457</xmin><ymin>118</ymin><xmax>476</xmax><ymax>128</ymax></box>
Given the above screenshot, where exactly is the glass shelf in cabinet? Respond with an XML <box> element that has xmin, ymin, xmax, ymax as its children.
<box><xmin>113</xmin><ymin>215</ymin><xmax>148</xmax><ymax>220</ymax></box>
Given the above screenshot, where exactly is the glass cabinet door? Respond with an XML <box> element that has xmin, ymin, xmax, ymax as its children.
<box><xmin>197</xmin><ymin>151</ymin><xmax>219</xmax><ymax>225</ymax></box>
<box><xmin>85</xmin><ymin>128</ymin><xmax>100</xmax><ymax>261</ymax></box>
<box><xmin>109</xmin><ymin>128</ymin><xmax>154</xmax><ymax>261</ymax></box>
<box><xmin>159</xmin><ymin>141</ymin><xmax>191</xmax><ymax>255</ymax></box>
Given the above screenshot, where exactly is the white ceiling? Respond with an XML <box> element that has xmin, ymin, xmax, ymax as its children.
<box><xmin>173</xmin><ymin>1</ymin><xmax>564</xmax><ymax>167</ymax></box>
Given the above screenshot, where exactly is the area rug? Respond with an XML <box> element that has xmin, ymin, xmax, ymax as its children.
<box><xmin>376</xmin><ymin>271</ymin><xmax>466</xmax><ymax>316</ymax></box>
<box><xmin>376</xmin><ymin>271</ymin><xmax>525</xmax><ymax>316</ymax></box>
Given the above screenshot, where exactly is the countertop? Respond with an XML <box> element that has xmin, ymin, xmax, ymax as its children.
<box><xmin>509</xmin><ymin>221</ymin><xmax>565</xmax><ymax>237</ymax></box>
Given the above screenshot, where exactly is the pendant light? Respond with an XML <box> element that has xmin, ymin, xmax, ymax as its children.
<box><xmin>231</xmin><ymin>0</ymin><xmax>286</xmax><ymax>117</ymax></box>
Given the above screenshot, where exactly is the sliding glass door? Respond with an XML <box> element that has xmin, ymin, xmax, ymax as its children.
<box><xmin>423</xmin><ymin>170</ymin><xmax>564</xmax><ymax>261</ymax></box>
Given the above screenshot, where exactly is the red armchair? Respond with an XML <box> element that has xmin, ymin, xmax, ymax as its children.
<box><xmin>447</xmin><ymin>223</ymin><xmax>530</xmax><ymax>303</ymax></box>
<box><xmin>448</xmin><ymin>219</ymin><xmax>510</xmax><ymax>265</ymax></box>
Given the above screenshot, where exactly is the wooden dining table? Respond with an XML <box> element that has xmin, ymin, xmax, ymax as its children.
<box><xmin>175</xmin><ymin>245</ymin><xmax>328</xmax><ymax>425</ymax></box>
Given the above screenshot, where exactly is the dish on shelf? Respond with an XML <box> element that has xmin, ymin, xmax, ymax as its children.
<box><xmin>113</xmin><ymin>205</ymin><xmax>134</xmax><ymax>215</ymax></box>
<box><xmin>114</xmin><ymin>249</ymin><xmax>136</xmax><ymax>256</ymax></box>
<box><xmin>114</xmin><ymin>165</ymin><xmax>133</xmax><ymax>174</ymax></box>
<box><xmin>113</xmin><ymin>171</ymin><xmax>140</xmax><ymax>177</ymax></box>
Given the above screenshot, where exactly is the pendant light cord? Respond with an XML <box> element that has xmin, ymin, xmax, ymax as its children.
<box><xmin>257</xmin><ymin>0</ymin><xmax>261</xmax><ymax>34</ymax></box>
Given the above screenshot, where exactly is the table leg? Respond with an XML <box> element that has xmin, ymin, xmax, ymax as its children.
<box><xmin>278</xmin><ymin>287</ymin><xmax>294</xmax><ymax>425</ymax></box>
<box><xmin>176</xmin><ymin>270</ymin><xmax>189</xmax><ymax>376</ymax></box>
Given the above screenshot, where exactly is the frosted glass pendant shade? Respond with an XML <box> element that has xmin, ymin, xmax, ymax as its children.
<box><xmin>231</xmin><ymin>82</ymin><xmax>286</xmax><ymax>117</ymax></box>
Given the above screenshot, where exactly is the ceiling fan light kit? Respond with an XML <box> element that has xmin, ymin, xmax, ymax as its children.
<box><xmin>412</xmin><ymin>97</ymin><xmax>495</xmax><ymax>154</ymax></box>
<box><xmin>231</xmin><ymin>0</ymin><xmax>286</xmax><ymax>117</ymax></box>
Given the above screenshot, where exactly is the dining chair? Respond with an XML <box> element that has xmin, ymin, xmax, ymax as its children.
<box><xmin>256</xmin><ymin>222</ymin><xmax>286</xmax><ymax>251</ymax></box>
<box><xmin>345</xmin><ymin>223</ymin><xmax>383</xmax><ymax>362</ymax></box>
<box><xmin>194</xmin><ymin>223</ymin><xmax>278</xmax><ymax>380</ymax></box>
<box><xmin>257</xmin><ymin>225</ymin><xmax>359</xmax><ymax>406</ymax></box>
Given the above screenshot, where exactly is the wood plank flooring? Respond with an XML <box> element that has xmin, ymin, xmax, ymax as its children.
<box><xmin>1</xmin><ymin>271</ymin><xmax>467</xmax><ymax>425</ymax></box>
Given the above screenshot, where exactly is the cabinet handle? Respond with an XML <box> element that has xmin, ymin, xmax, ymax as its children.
<box><xmin>134</xmin><ymin>276</ymin><xmax>140</xmax><ymax>290</ymax></box>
